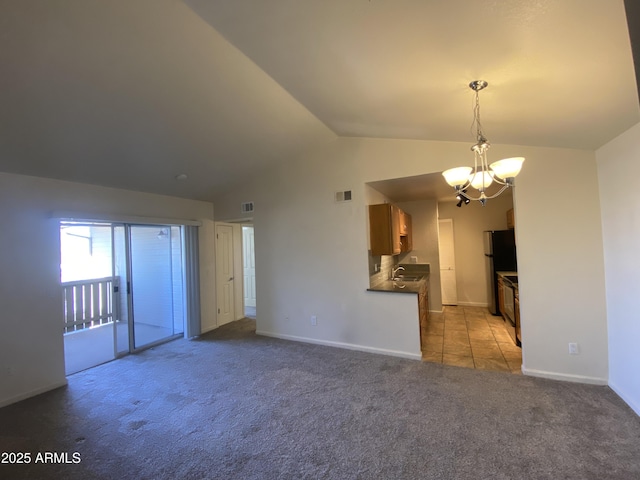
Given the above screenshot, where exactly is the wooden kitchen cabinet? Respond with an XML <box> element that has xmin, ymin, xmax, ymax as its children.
<box><xmin>400</xmin><ymin>212</ymin><xmax>412</xmax><ymax>252</ymax></box>
<box><xmin>506</xmin><ymin>208</ymin><xmax>515</xmax><ymax>229</ymax></box>
<box><xmin>418</xmin><ymin>281</ymin><xmax>429</xmax><ymax>348</ymax></box>
<box><xmin>369</xmin><ymin>204</ymin><xmax>413</xmax><ymax>256</ymax></box>
<box><xmin>515</xmin><ymin>291</ymin><xmax>521</xmax><ymax>346</ymax></box>
<box><xmin>497</xmin><ymin>275</ymin><xmax>505</xmax><ymax>317</ymax></box>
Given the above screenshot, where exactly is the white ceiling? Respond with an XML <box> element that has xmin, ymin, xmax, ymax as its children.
<box><xmin>0</xmin><ymin>0</ymin><xmax>638</xmax><ymax>202</ymax></box>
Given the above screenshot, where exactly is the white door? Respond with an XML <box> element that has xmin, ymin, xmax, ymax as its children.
<box><xmin>216</xmin><ymin>224</ymin><xmax>235</xmax><ymax>326</ymax></box>
<box><xmin>438</xmin><ymin>219</ymin><xmax>458</xmax><ymax>305</ymax></box>
<box><xmin>242</xmin><ymin>226</ymin><xmax>256</xmax><ymax>308</ymax></box>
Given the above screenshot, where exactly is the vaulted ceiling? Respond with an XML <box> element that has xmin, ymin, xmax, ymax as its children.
<box><xmin>0</xmin><ymin>1</ymin><xmax>638</xmax><ymax>202</ymax></box>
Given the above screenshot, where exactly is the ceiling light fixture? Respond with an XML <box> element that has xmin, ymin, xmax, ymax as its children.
<box><xmin>456</xmin><ymin>190</ymin><xmax>471</xmax><ymax>207</ymax></box>
<box><xmin>442</xmin><ymin>81</ymin><xmax>524</xmax><ymax>206</ymax></box>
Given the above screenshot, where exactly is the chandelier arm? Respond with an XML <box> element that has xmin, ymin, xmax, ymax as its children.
<box><xmin>488</xmin><ymin>171</ymin><xmax>509</xmax><ymax>186</ymax></box>
<box><xmin>458</xmin><ymin>189</ymin><xmax>482</xmax><ymax>201</ymax></box>
<box><xmin>482</xmin><ymin>185</ymin><xmax>511</xmax><ymax>200</ymax></box>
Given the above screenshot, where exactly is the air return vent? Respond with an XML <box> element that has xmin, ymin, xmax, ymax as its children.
<box><xmin>335</xmin><ymin>190</ymin><xmax>352</xmax><ymax>203</ymax></box>
<box><xmin>241</xmin><ymin>202</ymin><xmax>254</xmax><ymax>214</ymax></box>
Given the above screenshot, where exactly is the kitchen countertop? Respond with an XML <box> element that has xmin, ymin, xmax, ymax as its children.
<box><xmin>367</xmin><ymin>275</ymin><xmax>428</xmax><ymax>294</ymax></box>
<box><xmin>497</xmin><ymin>271</ymin><xmax>518</xmax><ymax>289</ymax></box>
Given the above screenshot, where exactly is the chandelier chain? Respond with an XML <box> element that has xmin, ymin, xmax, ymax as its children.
<box><xmin>472</xmin><ymin>88</ymin><xmax>486</xmax><ymax>144</ymax></box>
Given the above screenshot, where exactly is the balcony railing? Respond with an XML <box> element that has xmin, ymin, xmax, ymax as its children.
<box><xmin>62</xmin><ymin>276</ymin><xmax>120</xmax><ymax>334</ymax></box>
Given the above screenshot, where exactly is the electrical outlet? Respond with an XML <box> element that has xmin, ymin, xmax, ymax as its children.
<box><xmin>568</xmin><ymin>342</ymin><xmax>579</xmax><ymax>355</ymax></box>
<box><xmin>411</xmin><ymin>256</ymin><xmax>418</xmax><ymax>263</ymax></box>
<box><xmin>311</xmin><ymin>315</ymin><xmax>317</xmax><ymax>326</ymax></box>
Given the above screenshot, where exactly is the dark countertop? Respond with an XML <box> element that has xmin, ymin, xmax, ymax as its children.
<box><xmin>367</xmin><ymin>275</ymin><xmax>428</xmax><ymax>294</ymax></box>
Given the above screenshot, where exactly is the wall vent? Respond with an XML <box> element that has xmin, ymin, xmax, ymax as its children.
<box><xmin>335</xmin><ymin>190</ymin><xmax>352</xmax><ymax>203</ymax></box>
<box><xmin>241</xmin><ymin>202</ymin><xmax>254</xmax><ymax>214</ymax></box>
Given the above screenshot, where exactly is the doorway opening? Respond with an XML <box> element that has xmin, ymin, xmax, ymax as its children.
<box><xmin>242</xmin><ymin>225</ymin><xmax>256</xmax><ymax>319</ymax></box>
<box><xmin>214</xmin><ymin>222</ymin><xmax>257</xmax><ymax>328</ymax></box>
<box><xmin>60</xmin><ymin>221</ymin><xmax>186</xmax><ymax>375</ymax></box>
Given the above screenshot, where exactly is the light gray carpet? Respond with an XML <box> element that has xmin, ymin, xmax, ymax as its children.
<box><xmin>1</xmin><ymin>318</ymin><xmax>639</xmax><ymax>480</ymax></box>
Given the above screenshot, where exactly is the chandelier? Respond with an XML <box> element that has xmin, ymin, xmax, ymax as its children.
<box><xmin>442</xmin><ymin>80</ymin><xmax>524</xmax><ymax>206</ymax></box>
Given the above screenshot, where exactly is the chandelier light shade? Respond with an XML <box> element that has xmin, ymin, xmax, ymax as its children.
<box><xmin>442</xmin><ymin>81</ymin><xmax>525</xmax><ymax>206</ymax></box>
<box><xmin>442</xmin><ymin>166</ymin><xmax>473</xmax><ymax>187</ymax></box>
<box><xmin>470</xmin><ymin>171</ymin><xmax>494</xmax><ymax>190</ymax></box>
<box><xmin>489</xmin><ymin>157</ymin><xmax>525</xmax><ymax>180</ymax></box>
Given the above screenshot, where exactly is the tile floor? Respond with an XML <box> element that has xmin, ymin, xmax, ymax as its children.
<box><xmin>421</xmin><ymin>305</ymin><xmax>522</xmax><ymax>374</ymax></box>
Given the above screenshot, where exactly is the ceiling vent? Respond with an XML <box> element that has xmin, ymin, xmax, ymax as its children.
<box><xmin>335</xmin><ymin>190</ymin><xmax>352</xmax><ymax>203</ymax></box>
<box><xmin>241</xmin><ymin>202</ymin><xmax>254</xmax><ymax>214</ymax></box>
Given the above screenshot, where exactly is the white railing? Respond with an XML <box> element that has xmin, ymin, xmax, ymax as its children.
<box><xmin>62</xmin><ymin>277</ymin><xmax>120</xmax><ymax>334</ymax></box>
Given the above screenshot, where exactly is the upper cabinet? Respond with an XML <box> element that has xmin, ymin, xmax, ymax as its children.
<box><xmin>369</xmin><ymin>204</ymin><xmax>413</xmax><ymax>256</ymax></box>
<box><xmin>506</xmin><ymin>208</ymin><xmax>515</xmax><ymax>229</ymax></box>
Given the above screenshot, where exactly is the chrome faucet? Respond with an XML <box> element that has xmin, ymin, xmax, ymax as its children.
<box><xmin>391</xmin><ymin>265</ymin><xmax>405</xmax><ymax>279</ymax></box>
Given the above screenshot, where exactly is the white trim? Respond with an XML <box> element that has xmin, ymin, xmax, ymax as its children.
<box><xmin>256</xmin><ymin>330</ymin><xmax>422</xmax><ymax>361</ymax></box>
<box><xmin>0</xmin><ymin>380</ymin><xmax>68</xmax><ymax>409</ymax></box>
<box><xmin>522</xmin><ymin>367</ymin><xmax>607</xmax><ymax>385</ymax></box>
<box><xmin>200</xmin><ymin>324</ymin><xmax>218</xmax><ymax>335</ymax></box>
<box><xmin>51</xmin><ymin>210</ymin><xmax>202</xmax><ymax>226</ymax></box>
<box><xmin>609</xmin><ymin>380</ymin><xmax>640</xmax><ymax>417</ymax></box>
<box><xmin>429</xmin><ymin>308</ymin><xmax>444</xmax><ymax>314</ymax></box>
<box><xmin>221</xmin><ymin>217</ymin><xmax>254</xmax><ymax>224</ymax></box>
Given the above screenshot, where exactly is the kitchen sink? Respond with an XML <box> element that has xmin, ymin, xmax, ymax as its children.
<box><xmin>391</xmin><ymin>275</ymin><xmax>423</xmax><ymax>282</ymax></box>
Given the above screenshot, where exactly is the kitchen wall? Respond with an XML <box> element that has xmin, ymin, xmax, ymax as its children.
<box><xmin>437</xmin><ymin>192</ymin><xmax>514</xmax><ymax>307</ymax></box>
<box><xmin>596</xmin><ymin>120</ymin><xmax>640</xmax><ymax>416</ymax></box>
<box><xmin>396</xmin><ymin>199</ymin><xmax>442</xmax><ymax>312</ymax></box>
<box><xmin>0</xmin><ymin>172</ymin><xmax>216</xmax><ymax>407</ymax></box>
<box><xmin>213</xmin><ymin>136</ymin><xmax>609</xmax><ymax>385</ymax></box>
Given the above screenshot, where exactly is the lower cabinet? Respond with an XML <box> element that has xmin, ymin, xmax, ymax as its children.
<box><xmin>497</xmin><ymin>276</ymin><xmax>505</xmax><ymax>317</ymax></box>
<box><xmin>515</xmin><ymin>291</ymin><xmax>521</xmax><ymax>345</ymax></box>
<box><xmin>418</xmin><ymin>282</ymin><xmax>429</xmax><ymax>348</ymax></box>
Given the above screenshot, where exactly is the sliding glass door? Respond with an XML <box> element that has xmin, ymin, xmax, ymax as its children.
<box><xmin>60</xmin><ymin>222</ymin><xmax>117</xmax><ymax>375</ymax></box>
<box><xmin>61</xmin><ymin>222</ymin><xmax>186</xmax><ymax>374</ymax></box>
<box><xmin>128</xmin><ymin>225</ymin><xmax>184</xmax><ymax>349</ymax></box>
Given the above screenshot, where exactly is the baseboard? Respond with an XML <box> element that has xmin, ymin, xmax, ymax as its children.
<box><xmin>199</xmin><ymin>324</ymin><xmax>218</xmax><ymax>335</ymax></box>
<box><xmin>0</xmin><ymin>380</ymin><xmax>68</xmax><ymax>409</ymax></box>
<box><xmin>608</xmin><ymin>380</ymin><xmax>640</xmax><ymax>417</ymax></box>
<box><xmin>455</xmin><ymin>301</ymin><xmax>489</xmax><ymax>308</ymax></box>
<box><xmin>256</xmin><ymin>330</ymin><xmax>422</xmax><ymax>361</ymax></box>
<box><xmin>522</xmin><ymin>367</ymin><xmax>607</xmax><ymax>385</ymax></box>
<box><xmin>429</xmin><ymin>309</ymin><xmax>444</xmax><ymax>314</ymax></box>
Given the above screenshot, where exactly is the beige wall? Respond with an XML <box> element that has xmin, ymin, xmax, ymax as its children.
<box><xmin>0</xmin><ymin>173</ymin><xmax>216</xmax><ymax>407</ymax></box>
<box><xmin>437</xmin><ymin>192</ymin><xmax>514</xmax><ymax>307</ymax></box>
<box><xmin>214</xmin><ymin>136</ymin><xmax>609</xmax><ymax>384</ymax></box>
<box><xmin>597</xmin><ymin>120</ymin><xmax>640</xmax><ymax>415</ymax></box>
<box><xmin>396</xmin><ymin>199</ymin><xmax>442</xmax><ymax>312</ymax></box>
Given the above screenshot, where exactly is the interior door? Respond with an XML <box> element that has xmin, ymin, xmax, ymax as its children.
<box><xmin>438</xmin><ymin>218</ymin><xmax>458</xmax><ymax>305</ymax></box>
<box><xmin>216</xmin><ymin>224</ymin><xmax>236</xmax><ymax>326</ymax></box>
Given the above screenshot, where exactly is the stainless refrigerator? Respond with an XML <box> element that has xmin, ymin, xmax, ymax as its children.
<box><xmin>484</xmin><ymin>230</ymin><xmax>517</xmax><ymax>315</ymax></box>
